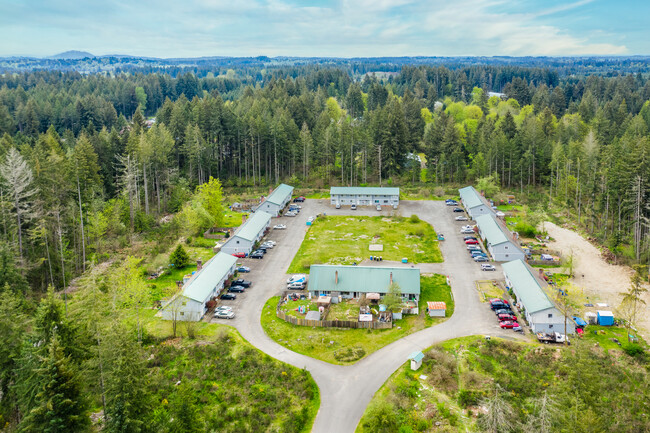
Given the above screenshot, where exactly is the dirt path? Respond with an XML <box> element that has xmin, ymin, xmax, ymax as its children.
<box><xmin>542</xmin><ymin>221</ymin><xmax>650</xmax><ymax>336</ymax></box>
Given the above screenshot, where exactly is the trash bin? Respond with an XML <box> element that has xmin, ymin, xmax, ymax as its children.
<box><xmin>370</xmin><ymin>255</ymin><xmax>374</xmax><ymax>261</ymax></box>
<box><xmin>402</xmin><ymin>258</ymin><xmax>408</xmax><ymax>263</ymax></box>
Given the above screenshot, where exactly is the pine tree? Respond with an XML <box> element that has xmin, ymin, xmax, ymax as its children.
<box><xmin>19</xmin><ymin>336</ymin><xmax>89</xmax><ymax>433</ymax></box>
<box><xmin>169</xmin><ymin>244</ymin><xmax>190</xmax><ymax>269</ymax></box>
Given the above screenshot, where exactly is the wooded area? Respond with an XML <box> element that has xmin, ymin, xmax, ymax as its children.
<box><xmin>0</xmin><ymin>59</ymin><xmax>649</xmax><ymax>431</ymax></box>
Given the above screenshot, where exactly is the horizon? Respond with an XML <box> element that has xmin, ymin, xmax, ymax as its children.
<box><xmin>1</xmin><ymin>0</ymin><xmax>648</xmax><ymax>58</ymax></box>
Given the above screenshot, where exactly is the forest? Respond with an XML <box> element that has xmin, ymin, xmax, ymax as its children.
<box><xmin>0</xmin><ymin>60</ymin><xmax>649</xmax><ymax>431</ymax></box>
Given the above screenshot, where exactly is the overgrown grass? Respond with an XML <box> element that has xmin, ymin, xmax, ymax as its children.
<box><xmin>357</xmin><ymin>336</ymin><xmax>650</xmax><ymax>432</ymax></box>
<box><xmin>222</xmin><ymin>209</ymin><xmax>247</xmax><ymax>227</ymax></box>
<box><xmin>261</xmin><ymin>276</ymin><xmax>453</xmax><ymax>365</ymax></box>
<box><xmin>288</xmin><ymin>216</ymin><xmax>442</xmax><ymax>273</ymax></box>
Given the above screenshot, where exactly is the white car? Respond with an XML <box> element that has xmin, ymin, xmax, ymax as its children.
<box><xmin>214</xmin><ymin>310</ymin><xmax>235</xmax><ymax>319</ymax></box>
<box><xmin>287</xmin><ymin>274</ymin><xmax>307</xmax><ymax>284</ymax></box>
<box><xmin>273</xmin><ymin>224</ymin><xmax>287</xmax><ymax>230</ymax></box>
<box><xmin>287</xmin><ymin>281</ymin><xmax>306</xmax><ymax>289</ymax></box>
<box><xmin>261</xmin><ymin>242</ymin><xmax>274</xmax><ymax>248</ymax></box>
<box><xmin>264</xmin><ymin>240</ymin><xmax>277</xmax><ymax>246</ymax></box>
<box><xmin>214</xmin><ymin>306</ymin><xmax>233</xmax><ymax>315</ymax></box>
<box><xmin>461</xmin><ymin>225</ymin><xmax>475</xmax><ymax>230</ymax></box>
<box><xmin>461</xmin><ymin>229</ymin><xmax>475</xmax><ymax>234</ymax></box>
<box><xmin>481</xmin><ymin>264</ymin><xmax>496</xmax><ymax>271</ymax></box>
<box><xmin>455</xmin><ymin>216</ymin><xmax>469</xmax><ymax>221</ymax></box>
<box><xmin>376</xmin><ymin>205</ymin><xmax>382</xmax><ymax>211</ymax></box>
<box><xmin>285</xmin><ymin>211</ymin><xmax>297</xmax><ymax>217</ymax></box>
<box><xmin>335</xmin><ymin>203</ymin><xmax>341</xmax><ymax>209</ymax></box>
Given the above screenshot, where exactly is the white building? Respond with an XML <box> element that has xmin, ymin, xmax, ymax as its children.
<box><xmin>257</xmin><ymin>183</ymin><xmax>294</xmax><ymax>217</ymax></box>
<box><xmin>458</xmin><ymin>186</ymin><xmax>494</xmax><ymax>220</ymax></box>
<box><xmin>330</xmin><ymin>187</ymin><xmax>400</xmax><ymax>208</ymax></box>
<box><xmin>220</xmin><ymin>211</ymin><xmax>271</xmax><ymax>255</ymax></box>
<box><xmin>475</xmin><ymin>214</ymin><xmax>525</xmax><ymax>262</ymax></box>
<box><xmin>161</xmin><ymin>252</ymin><xmax>237</xmax><ymax>321</ymax></box>
<box><xmin>502</xmin><ymin>259</ymin><xmax>575</xmax><ymax>335</ymax></box>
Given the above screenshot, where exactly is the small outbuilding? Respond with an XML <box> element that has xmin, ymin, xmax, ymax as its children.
<box><xmin>597</xmin><ymin>310</ymin><xmax>615</xmax><ymax>326</ymax></box>
<box><xmin>408</xmin><ymin>351</ymin><xmax>425</xmax><ymax>371</ymax></box>
<box><xmin>427</xmin><ymin>302</ymin><xmax>446</xmax><ymax>317</ymax></box>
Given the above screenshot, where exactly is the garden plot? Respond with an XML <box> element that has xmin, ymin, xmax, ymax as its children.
<box><xmin>288</xmin><ymin>216</ymin><xmax>442</xmax><ymax>274</ymax></box>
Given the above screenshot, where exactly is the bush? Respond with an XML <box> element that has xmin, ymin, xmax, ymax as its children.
<box><xmin>515</xmin><ymin>222</ymin><xmax>537</xmax><ymax>238</ymax></box>
<box><xmin>170</xmin><ymin>244</ymin><xmax>190</xmax><ymax>269</ymax></box>
<box><xmin>623</xmin><ymin>343</ymin><xmax>645</xmax><ymax>357</ymax></box>
<box><xmin>410</xmin><ymin>214</ymin><xmax>420</xmax><ymax>223</ymax></box>
<box><xmin>334</xmin><ymin>346</ymin><xmax>366</xmax><ymax>362</ymax></box>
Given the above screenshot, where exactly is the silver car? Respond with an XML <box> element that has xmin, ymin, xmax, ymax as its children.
<box><xmin>214</xmin><ymin>310</ymin><xmax>235</xmax><ymax>319</ymax></box>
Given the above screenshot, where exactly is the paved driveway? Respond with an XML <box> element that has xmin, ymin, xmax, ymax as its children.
<box><xmin>218</xmin><ymin>199</ymin><xmax>523</xmax><ymax>433</ymax></box>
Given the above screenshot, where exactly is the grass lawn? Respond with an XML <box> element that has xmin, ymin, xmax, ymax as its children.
<box><xmin>475</xmin><ymin>280</ymin><xmax>504</xmax><ymax>302</ymax></box>
<box><xmin>581</xmin><ymin>324</ymin><xmax>647</xmax><ymax>351</ymax></box>
<box><xmin>222</xmin><ymin>209</ymin><xmax>247</xmax><ymax>227</ymax></box>
<box><xmin>261</xmin><ymin>275</ymin><xmax>453</xmax><ymax>365</ymax></box>
<box><xmin>288</xmin><ymin>216</ymin><xmax>442</xmax><ymax>273</ymax></box>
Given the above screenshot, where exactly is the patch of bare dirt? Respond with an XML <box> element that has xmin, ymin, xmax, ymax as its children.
<box><xmin>542</xmin><ymin>221</ymin><xmax>650</xmax><ymax>336</ymax></box>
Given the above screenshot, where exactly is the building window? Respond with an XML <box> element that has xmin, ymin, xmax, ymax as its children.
<box><xmin>384</xmin><ymin>200</ymin><xmax>388</xmax><ymax>203</ymax></box>
<box><xmin>236</xmin><ymin>240</ymin><xmax>239</xmax><ymax>244</ymax></box>
<box><xmin>549</xmin><ymin>324</ymin><xmax>553</xmax><ymax>328</ymax></box>
<box><xmin>505</xmin><ymin>246</ymin><xmax>508</xmax><ymax>249</ymax></box>
<box><xmin>548</xmin><ymin>313</ymin><xmax>553</xmax><ymax>318</ymax></box>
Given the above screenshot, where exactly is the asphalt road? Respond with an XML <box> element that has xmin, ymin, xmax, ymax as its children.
<box><xmin>213</xmin><ymin>199</ymin><xmax>524</xmax><ymax>433</ymax></box>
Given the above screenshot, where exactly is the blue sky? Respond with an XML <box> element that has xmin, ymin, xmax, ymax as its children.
<box><xmin>0</xmin><ymin>0</ymin><xmax>647</xmax><ymax>57</ymax></box>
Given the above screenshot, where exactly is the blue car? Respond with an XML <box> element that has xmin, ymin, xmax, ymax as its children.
<box><xmin>237</xmin><ymin>266</ymin><xmax>250</xmax><ymax>273</ymax></box>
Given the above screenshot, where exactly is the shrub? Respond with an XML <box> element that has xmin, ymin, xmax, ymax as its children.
<box><xmin>334</xmin><ymin>346</ymin><xmax>366</xmax><ymax>362</ymax></box>
<box><xmin>410</xmin><ymin>214</ymin><xmax>420</xmax><ymax>223</ymax></box>
<box><xmin>433</xmin><ymin>187</ymin><xmax>445</xmax><ymax>197</ymax></box>
<box><xmin>623</xmin><ymin>343</ymin><xmax>645</xmax><ymax>357</ymax></box>
<box><xmin>515</xmin><ymin>222</ymin><xmax>536</xmax><ymax>238</ymax></box>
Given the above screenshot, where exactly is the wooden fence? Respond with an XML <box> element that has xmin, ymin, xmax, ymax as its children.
<box><xmin>528</xmin><ymin>259</ymin><xmax>561</xmax><ymax>267</ymax></box>
<box><xmin>276</xmin><ymin>310</ymin><xmax>392</xmax><ymax>329</ymax></box>
<box><xmin>203</xmin><ymin>227</ymin><xmax>234</xmax><ymax>240</ymax></box>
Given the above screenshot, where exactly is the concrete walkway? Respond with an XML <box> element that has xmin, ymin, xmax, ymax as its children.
<box><xmin>227</xmin><ymin>199</ymin><xmax>523</xmax><ymax>433</ymax></box>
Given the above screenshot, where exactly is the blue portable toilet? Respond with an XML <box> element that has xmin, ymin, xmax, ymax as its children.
<box><xmin>597</xmin><ymin>310</ymin><xmax>614</xmax><ymax>326</ymax></box>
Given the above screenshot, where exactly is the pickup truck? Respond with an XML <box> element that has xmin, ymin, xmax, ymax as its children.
<box><xmin>537</xmin><ymin>332</ymin><xmax>570</xmax><ymax>345</ymax></box>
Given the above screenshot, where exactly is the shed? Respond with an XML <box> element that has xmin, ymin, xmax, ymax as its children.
<box><xmin>366</xmin><ymin>292</ymin><xmax>381</xmax><ymax>301</ymax></box>
<box><xmin>597</xmin><ymin>310</ymin><xmax>614</xmax><ymax>326</ymax></box>
<box><xmin>317</xmin><ymin>296</ymin><xmax>332</xmax><ymax>307</ymax></box>
<box><xmin>585</xmin><ymin>312</ymin><xmax>597</xmax><ymax>325</ymax></box>
<box><xmin>408</xmin><ymin>351</ymin><xmax>425</xmax><ymax>371</ymax></box>
<box><xmin>427</xmin><ymin>302</ymin><xmax>447</xmax><ymax>317</ymax></box>
<box><xmin>305</xmin><ymin>311</ymin><xmax>321</xmax><ymax>321</ymax></box>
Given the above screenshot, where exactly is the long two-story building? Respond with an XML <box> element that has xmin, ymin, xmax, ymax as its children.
<box><xmin>330</xmin><ymin>187</ymin><xmax>400</xmax><ymax>208</ymax></box>
<box><xmin>502</xmin><ymin>259</ymin><xmax>575</xmax><ymax>335</ymax></box>
<box><xmin>220</xmin><ymin>211</ymin><xmax>271</xmax><ymax>255</ymax></box>
<box><xmin>257</xmin><ymin>183</ymin><xmax>294</xmax><ymax>216</ymax></box>
<box><xmin>458</xmin><ymin>186</ymin><xmax>494</xmax><ymax>219</ymax></box>
<box><xmin>475</xmin><ymin>214</ymin><xmax>525</xmax><ymax>262</ymax></box>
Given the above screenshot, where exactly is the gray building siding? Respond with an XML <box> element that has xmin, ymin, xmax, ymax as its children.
<box><xmin>466</xmin><ymin>204</ymin><xmax>493</xmax><ymax>220</ymax></box>
<box><xmin>487</xmin><ymin>242</ymin><xmax>526</xmax><ymax>262</ymax></box>
<box><xmin>259</xmin><ymin>201</ymin><xmax>283</xmax><ymax>217</ymax></box>
<box><xmin>220</xmin><ymin>236</ymin><xmax>255</xmax><ymax>255</ymax></box>
<box><xmin>331</xmin><ymin>194</ymin><xmax>399</xmax><ymax>207</ymax></box>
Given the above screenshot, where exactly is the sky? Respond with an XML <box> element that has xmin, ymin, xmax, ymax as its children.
<box><xmin>0</xmin><ymin>0</ymin><xmax>648</xmax><ymax>58</ymax></box>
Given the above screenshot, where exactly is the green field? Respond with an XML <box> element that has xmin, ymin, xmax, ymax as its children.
<box><xmin>261</xmin><ymin>275</ymin><xmax>453</xmax><ymax>365</ymax></box>
<box><xmin>288</xmin><ymin>216</ymin><xmax>442</xmax><ymax>273</ymax></box>
<box><xmin>357</xmin><ymin>336</ymin><xmax>650</xmax><ymax>432</ymax></box>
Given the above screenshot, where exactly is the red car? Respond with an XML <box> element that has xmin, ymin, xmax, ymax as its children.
<box><xmin>499</xmin><ymin>321</ymin><xmax>520</xmax><ymax>329</ymax></box>
<box><xmin>497</xmin><ymin>313</ymin><xmax>517</xmax><ymax>322</ymax></box>
<box><xmin>232</xmin><ymin>252</ymin><xmax>247</xmax><ymax>258</ymax></box>
<box><xmin>465</xmin><ymin>239</ymin><xmax>479</xmax><ymax>245</ymax></box>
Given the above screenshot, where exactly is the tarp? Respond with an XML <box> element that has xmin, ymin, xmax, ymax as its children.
<box><xmin>359</xmin><ymin>314</ymin><xmax>373</xmax><ymax>322</ymax></box>
<box><xmin>366</xmin><ymin>293</ymin><xmax>381</xmax><ymax>300</ymax></box>
<box><xmin>573</xmin><ymin>316</ymin><xmax>587</xmax><ymax>327</ymax></box>
<box><xmin>317</xmin><ymin>296</ymin><xmax>331</xmax><ymax>305</ymax></box>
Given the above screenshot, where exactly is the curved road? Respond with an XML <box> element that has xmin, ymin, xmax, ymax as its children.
<box><xmin>227</xmin><ymin>200</ymin><xmax>524</xmax><ymax>432</ymax></box>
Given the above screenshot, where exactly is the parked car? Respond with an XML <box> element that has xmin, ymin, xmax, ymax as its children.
<box><xmin>474</xmin><ymin>256</ymin><xmax>489</xmax><ymax>262</ymax></box>
<box><xmin>376</xmin><ymin>205</ymin><xmax>382</xmax><ymax>211</ymax></box>
<box><xmin>285</xmin><ymin>211</ymin><xmax>297</xmax><ymax>217</ymax></box>
<box><xmin>465</xmin><ymin>239</ymin><xmax>479</xmax><ymax>245</ymax></box>
<box><xmin>231</xmin><ymin>252</ymin><xmax>247</xmax><ymax>258</ymax></box>
<box><xmin>220</xmin><ymin>293</ymin><xmax>237</xmax><ymax>300</ymax></box>
<box><xmin>253</xmin><ymin>248</ymin><xmax>266</xmax><ymax>254</ymax></box>
<box><xmin>287</xmin><ymin>281</ymin><xmax>306</xmax><ymax>289</ymax></box>
<box><xmin>494</xmin><ymin>308</ymin><xmax>514</xmax><ymax>316</ymax></box>
<box><xmin>258</xmin><ymin>245</ymin><xmax>272</xmax><ymax>251</ymax></box>
<box><xmin>481</xmin><ymin>264</ymin><xmax>497</xmax><ymax>271</ymax></box>
<box><xmin>215</xmin><ymin>305</ymin><xmax>233</xmax><ymax>313</ymax></box>
<box><xmin>455</xmin><ymin>216</ymin><xmax>469</xmax><ymax>221</ymax></box>
<box><xmin>307</xmin><ymin>216</ymin><xmax>316</xmax><ymax>223</ymax></box>
<box><xmin>499</xmin><ymin>320</ymin><xmax>520</xmax><ymax>329</ymax></box>
<box><xmin>249</xmin><ymin>251</ymin><xmax>264</xmax><ymax>259</ymax></box>
<box><xmin>498</xmin><ymin>313</ymin><xmax>517</xmax><ymax>322</ymax></box>
<box><xmin>273</xmin><ymin>224</ymin><xmax>287</xmax><ymax>230</ymax></box>
<box><xmin>489</xmin><ymin>298</ymin><xmax>509</xmax><ymax>306</ymax></box>
<box><xmin>294</xmin><ymin>196</ymin><xmax>305</xmax><ymax>202</ymax></box>
<box><xmin>453</xmin><ymin>207</ymin><xmax>465</xmax><ymax>213</ymax></box>
<box><xmin>464</xmin><ymin>236</ymin><xmax>478</xmax><ymax>241</ymax></box>
<box><xmin>350</xmin><ymin>204</ymin><xmax>357</xmax><ymax>210</ymax></box>
<box><xmin>461</xmin><ymin>229</ymin><xmax>475</xmax><ymax>234</ymax></box>
<box><xmin>232</xmin><ymin>279</ymin><xmax>251</xmax><ymax>288</ymax></box>
<box><xmin>265</xmin><ymin>240</ymin><xmax>277</xmax><ymax>246</ymax></box>
<box><xmin>214</xmin><ymin>310</ymin><xmax>235</xmax><ymax>319</ymax></box>
<box><xmin>489</xmin><ymin>300</ymin><xmax>507</xmax><ymax>310</ymax></box>
<box><xmin>261</xmin><ymin>242</ymin><xmax>274</xmax><ymax>249</ymax></box>
<box><xmin>228</xmin><ymin>286</ymin><xmax>245</xmax><ymax>293</ymax></box>
<box><xmin>335</xmin><ymin>203</ymin><xmax>341</xmax><ymax>209</ymax></box>
<box><xmin>287</xmin><ymin>274</ymin><xmax>307</xmax><ymax>284</ymax></box>
<box><xmin>467</xmin><ymin>245</ymin><xmax>481</xmax><ymax>251</ymax></box>
<box><xmin>471</xmin><ymin>252</ymin><xmax>488</xmax><ymax>258</ymax></box>
<box><xmin>289</xmin><ymin>205</ymin><xmax>301</xmax><ymax>212</ymax></box>
<box><xmin>236</xmin><ymin>266</ymin><xmax>250</xmax><ymax>273</ymax></box>
<box><xmin>445</xmin><ymin>199</ymin><xmax>458</xmax><ymax>206</ymax></box>
<box><xmin>513</xmin><ymin>325</ymin><xmax>523</xmax><ymax>332</ymax></box>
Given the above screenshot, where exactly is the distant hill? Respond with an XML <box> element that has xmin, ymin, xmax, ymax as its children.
<box><xmin>49</xmin><ymin>50</ymin><xmax>95</xmax><ymax>59</ymax></box>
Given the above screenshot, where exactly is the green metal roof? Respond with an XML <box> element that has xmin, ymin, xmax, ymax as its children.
<box><xmin>502</xmin><ymin>259</ymin><xmax>555</xmax><ymax>313</ymax></box>
<box><xmin>265</xmin><ymin>183</ymin><xmax>294</xmax><ymax>205</ymax></box>
<box><xmin>330</xmin><ymin>187</ymin><xmax>400</xmax><ymax>196</ymax></box>
<box><xmin>475</xmin><ymin>214</ymin><xmax>509</xmax><ymax>246</ymax></box>
<box><xmin>182</xmin><ymin>252</ymin><xmax>237</xmax><ymax>303</ymax></box>
<box><xmin>309</xmin><ymin>265</ymin><xmax>420</xmax><ymax>294</ymax></box>
<box><xmin>409</xmin><ymin>351</ymin><xmax>424</xmax><ymax>362</ymax></box>
<box><xmin>459</xmin><ymin>186</ymin><xmax>486</xmax><ymax>209</ymax></box>
<box><xmin>233</xmin><ymin>212</ymin><xmax>271</xmax><ymax>242</ymax></box>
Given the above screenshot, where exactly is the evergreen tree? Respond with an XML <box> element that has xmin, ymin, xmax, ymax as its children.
<box><xmin>169</xmin><ymin>244</ymin><xmax>190</xmax><ymax>269</ymax></box>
